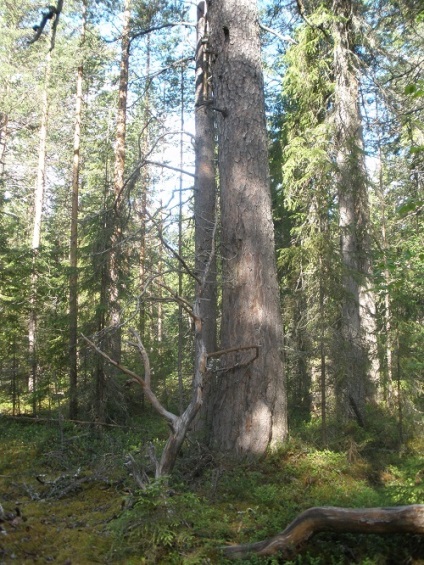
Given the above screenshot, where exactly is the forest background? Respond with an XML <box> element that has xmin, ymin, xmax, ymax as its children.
<box><xmin>0</xmin><ymin>0</ymin><xmax>423</xmax><ymax>563</ymax></box>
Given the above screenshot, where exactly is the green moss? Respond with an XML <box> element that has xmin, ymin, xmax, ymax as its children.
<box><xmin>1</xmin><ymin>418</ymin><xmax>423</xmax><ymax>564</ymax></box>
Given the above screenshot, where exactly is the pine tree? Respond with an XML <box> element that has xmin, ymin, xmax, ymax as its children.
<box><xmin>207</xmin><ymin>0</ymin><xmax>287</xmax><ymax>454</ymax></box>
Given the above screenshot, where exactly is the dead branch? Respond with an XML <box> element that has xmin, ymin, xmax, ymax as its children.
<box><xmin>154</xmin><ymin>281</ymin><xmax>195</xmax><ymax>318</ymax></box>
<box><xmin>130</xmin><ymin>21</ymin><xmax>196</xmax><ymax>45</ymax></box>
<box><xmin>82</xmin><ymin>330</ymin><xmax>204</xmax><ymax>478</ymax></box>
<box><xmin>81</xmin><ymin>334</ymin><xmax>177</xmax><ymax>428</ymax></box>
<box><xmin>259</xmin><ymin>23</ymin><xmax>297</xmax><ymax>45</ymax></box>
<box><xmin>207</xmin><ymin>345</ymin><xmax>260</xmax><ymax>372</ymax></box>
<box><xmin>144</xmin><ymin>57</ymin><xmax>195</xmax><ymax>80</ymax></box>
<box><xmin>145</xmin><ymin>159</ymin><xmax>196</xmax><ymax>178</ymax></box>
<box><xmin>207</xmin><ymin>345</ymin><xmax>259</xmax><ymax>360</ymax></box>
<box><xmin>221</xmin><ymin>505</ymin><xmax>424</xmax><ymax>559</ymax></box>
<box><xmin>124</xmin><ymin>453</ymin><xmax>149</xmax><ymax>490</ymax></box>
<box><xmin>127</xmin><ymin>328</ymin><xmax>152</xmax><ymax>388</ymax></box>
<box><xmin>145</xmin><ymin>209</ymin><xmax>201</xmax><ymax>284</ymax></box>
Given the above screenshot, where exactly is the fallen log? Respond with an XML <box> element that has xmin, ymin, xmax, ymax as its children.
<box><xmin>221</xmin><ymin>505</ymin><xmax>424</xmax><ymax>559</ymax></box>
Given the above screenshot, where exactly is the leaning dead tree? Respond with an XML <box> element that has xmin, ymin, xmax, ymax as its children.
<box><xmin>221</xmin><ymin>505</ymin><xmax>424</xmax><ymax>559</ymax></box>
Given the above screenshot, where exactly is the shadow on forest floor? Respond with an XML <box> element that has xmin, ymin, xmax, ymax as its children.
<box><xmin>0</xmin><ymin>415</ymin><xmax>423</xmax><ymax>564</ymax></box>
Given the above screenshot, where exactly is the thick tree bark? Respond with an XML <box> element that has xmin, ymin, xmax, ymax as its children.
<box><xmin>332</xmin><ymin>0</ymin><xmax>379</xmax><ymax>421</ymax></box>
<box><xmin>208</xmin><ymin>0</ymin><xmax>287</xmax><ymax>454</ymax></box>
<box><xmin>222</xmin><ymin>505</ymin><xmax>424</xmax><ymax>559</ymax></box>
<box><xmin>69</xmin><ymin>0</ymin><xmax>87</xmax><ymax>420</ymax></box>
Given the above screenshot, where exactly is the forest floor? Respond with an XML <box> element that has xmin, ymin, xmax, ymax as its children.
<box><xmin>0</xmin><ymin>414</ymin><xmax>423</xmax><ymax>564</ymax></box>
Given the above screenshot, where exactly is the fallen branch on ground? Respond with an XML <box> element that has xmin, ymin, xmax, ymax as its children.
<box><xmin>221</xmin><ymin>505</ymin><xmax>424</xmax><ymax>559</ymax></box>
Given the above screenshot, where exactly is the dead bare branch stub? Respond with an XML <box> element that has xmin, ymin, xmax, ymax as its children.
<box><xmin>81</xmin><ymin>333</ymin><xmax>177</xmax><ymax>429</ymax></box>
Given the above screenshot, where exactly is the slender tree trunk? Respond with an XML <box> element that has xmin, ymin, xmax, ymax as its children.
<box><xmin>69</xmin><ymin>0</ymin><xmax>87</xmax><ymax>420</ymax></box>
<box><xmin>108</xmin><ymin>0</ymin><xmax>131</xmax><ymax>362</ymax></box>
<box><xmin>95</xmin><ymin>158</ymin><xmax>112</xmax><ymax>424</ymax></box>
<box><xmin>177</xmin><ymin>67</ymin><xmax>185</xmax><ymax>415</ymax></box>
<box><xmin>0</xmin><ymin>110</ymin><xmax>7</xmax><ymax>227</ymax></box>
<box><xmin>377</xmin><ymin>158</ymin><xmax>393</xmax><ymax>404</ymax></box>
<box><xmin>375</xmin><ymin>101</ymin><xmax>393</xmax><ymax>404</ymax></box>
<box><xmin>194</xmin><ymin>2</ymin><xmax>217</xmax><ymax>356</ymax></box>
<box><xmin>193</xmin><ymin>1</ymin><xmax>218</xmax><ymax>435</ymax></box>
<box><xmin>11</xmin><ymin>339</ymin><xmax>17</xmax><ymax>416</ymax></box>
<box><xmin>139</xmin><ymin>35</ymin><xmax>150</xmax><ymax>342</ymax></box>
<box><xmin>395</xmin><ymin>330</ymin><xmax>403</xmax><ymax>444</ymax></box>
<box><xmin>319</xmin><ymin>260</ymin><xmax>327</xmax><ymax>443</ymax></box>
<box><xmin>0</xmin><ymin>111</ymin><xmax>7</xmax><ymax>177</ymax></box>
<box><xmin>208</xmin><ymin>0</ymin><xmax>287</xmax><ymax>454</ymax></box>
<box><xmin>294</xmin><ymin>283</ymin><xmax>311</xmax><ymax>421</ymax></box>
<box><xmin>29</xmin><ymin>51</ymin><xmax>51</xmax><ymax>414</ymax></box>
<box><xmin>156</xmin><ymin>204</ymin><xmax>164</xmax><ymax>350</ymax></box>
<box><xmin>332</xmin><ymin>0</ymin><xmax>378</xmax><ymax>422</ymax></box>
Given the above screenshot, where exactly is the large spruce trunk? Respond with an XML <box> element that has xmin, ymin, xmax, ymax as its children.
<box><xmin>332</xmin><ymin>0</ymin><xmax>379</xmax><ymax>421</ymax></box>
<box><xmin>207</xmin><ymin>0</ymin><xmax>287</xmax><ymax>454</ymax></box>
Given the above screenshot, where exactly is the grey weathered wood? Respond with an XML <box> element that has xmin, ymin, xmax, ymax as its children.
<box><xmin>222</xmin><ymin>505</ymin><xmax>424</xmax><ymax>559</ymax></box>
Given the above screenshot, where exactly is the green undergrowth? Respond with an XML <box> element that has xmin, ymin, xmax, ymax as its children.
<box><xmin>0</xmin><ymin>415</ymin><xmax>423</xmax><ymax>564</ymax></box>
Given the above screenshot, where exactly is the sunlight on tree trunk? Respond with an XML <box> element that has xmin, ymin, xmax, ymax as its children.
<box><xmin>332</xmin><ymin>0</ymin><xmax>379</xmax><ymax>422</ymax></box>
<box><xmin>193</xmin><ymin>0</ymin><xmax>218</xmax><ymax>435</ymax></box>
<box><xmin>29</xmin><ymin>50</ymin><xmax>51</xmax><ymax>415</ymax></box>
<box><xmin>208</xmin><ymin>0</ymin><xmax>287</xmax><ymax>454</ymax></box>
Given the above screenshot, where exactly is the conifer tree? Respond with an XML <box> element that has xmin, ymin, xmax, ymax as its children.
<box><xmin>69</xmin><ymin>0</ymin><xmax>87</xmax><ymax>420</ymax></box>
<box><xmin>207</xmin><ymin>0</ymin><xmax>287</xmax><ymax>454</ymax></box>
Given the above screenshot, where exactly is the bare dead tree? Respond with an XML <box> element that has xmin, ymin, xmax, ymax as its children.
<box><xmin>82</xmin><ymin>221</ymin><xmax>260</xmax><ymax>479</ymax></box>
